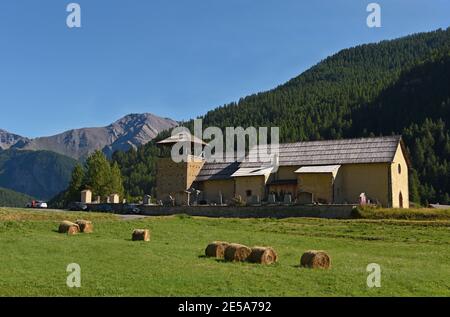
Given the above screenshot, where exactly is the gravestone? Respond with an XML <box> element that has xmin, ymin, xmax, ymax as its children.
<box><xmin>251</xmin><ymin>195</ymin><xmax>260</xmax><ymax>205</ymax></box>
<box><xmin>143</xmin><ymin>195</ymin><xmax>152</xmax><ymax>205</ymax></box>
<box><xmin>284</xmin><ymin>194</ymin><xmax>292</xmax><ymax>204</ymax></box>
<box><xmin>268</xmin><ymin>194</ymin><xmax>276</xmax><ymax>204</ymax></box>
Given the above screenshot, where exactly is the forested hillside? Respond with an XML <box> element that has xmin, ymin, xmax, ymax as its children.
<box><xmin>0</xmin><ymin>187</ymin><xmax>34</xmax><ymax>207</ymax></box>
<box><xmin>112</xmin><ymin>140</ymin><xmax>161</xmax><ymax>200</ymax></box>
<box><xmin>198</xmin><ymin>29</ymin><xmax>449</xmax><ymax>140</ymax></box>
<box><xmin>110</xmin><ymin>28</ymin><xmax>450</xmax><ymax>204</ymax></box>
<box><xmin>351</xmin><ymin>54</ymin><xmax>450</xmax><ymax>204</ymax></box>
<box><xmin>0</xmin><ymin>149</ymin><xmax>77</xmax><ymax>200</ymax></box>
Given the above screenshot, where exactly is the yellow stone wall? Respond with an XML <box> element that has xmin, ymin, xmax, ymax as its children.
<box><xmin>235</xmin><ymin>176</ymin><xmax>266</xmax><ymax>202</ymax></box>
<box><xmin>297</xmin><ymin>173</ymin><xmax>333</xmax><ymax>203</ymax></box>
<box><xmin>390</xmin><ymin>144</ymin><xmax>410</xmax><ymax>208</ymax></box>
<box><xmin>156</xmin><ymin>156</ymin><xmax>204</xmax><ymax>205</ymax></box>
<box><xmin>274</xmin><ymin>166</ymin><xmax>299</xmax><ymax>180</ymax></box>
<box><xmin>201</xmin><ymin>179</ymin><xmax>235</xmax><ymax>203</ymax></box>
<box><xmin>335</xmin><ymin>163</ymin><xmax>390</xmax><ymax>206</ymax></box>
<box><xmin>186</xmin><ymin>158</ymin><xmax>205</xmax><ymax>189</ymax></box>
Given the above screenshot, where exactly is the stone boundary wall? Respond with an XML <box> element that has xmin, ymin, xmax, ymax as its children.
<box><xmin>86</xmin><ymin>203</ymin><xmax>357</xmax><ymax>219</ymax></box>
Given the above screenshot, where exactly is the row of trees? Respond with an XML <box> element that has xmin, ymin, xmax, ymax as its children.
<box><xmin>64</xmin><ymin>150</ymin><xmax>124</xmax><ymax>205</ymax></box>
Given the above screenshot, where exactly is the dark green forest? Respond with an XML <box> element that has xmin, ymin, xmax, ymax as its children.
<box><xmin>0</xmin><ymin>149</ymin><xmax>77</xmax><ymax>200</ymax></box>
<box><xmin>351</xmin><ymin>54</ymin><xmax>450</xmax><ymax>204</ymax></box>
<box><xmin>110</xmin><ymin>28</ymin><xmax>449</xmax><ymax>205</ymax></box>
<box><xmin>0</xmin><ymin>187</ymin><xmax>35</xmax><ymax>208</ymax></box>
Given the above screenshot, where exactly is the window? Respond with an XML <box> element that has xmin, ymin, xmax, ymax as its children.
<box><xmin>246</xmin><ymin>190</ymin><xmax>252</xmax><ymax>197</ymax></box>
<box><xmin>398</xmin><ymin>163</ymin><xmax>401</xmax><ymax>174</ymax></box>
<box><xmin>399</xmin><ymin>191</ymin><xmax>403</xmax><ymax>208</ymax></box>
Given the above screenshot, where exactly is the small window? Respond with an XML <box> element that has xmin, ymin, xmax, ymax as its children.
<box><xmin>398</xmin><ymin>164</ymin><xmax>401</xmax><ymax>174</ymax></box>
<box><xmin>246</xmin><ymin>190</ymin><xmax>252</xmax><ymax>197</ymax></box>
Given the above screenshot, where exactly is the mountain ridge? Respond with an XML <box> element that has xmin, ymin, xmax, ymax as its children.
<box><xmin>0</xmin><ymin>129</ymin><xmax>30</xmax><ymax>150</ymax></box>
<box><xmin>1</xmin><ymin>113</ymin><xmax>178</xmax><ymax>160</ymax></box>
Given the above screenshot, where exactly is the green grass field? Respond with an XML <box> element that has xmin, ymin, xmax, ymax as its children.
<box><xmin>0</xmin><ymin>207</ymin><xmax>449</xmax><ymax>296</ymax></box>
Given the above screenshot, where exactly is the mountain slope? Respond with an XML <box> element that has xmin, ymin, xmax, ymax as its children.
<box><xmin>350</xmin><ymin>53</ymin><xmax>450</xmax><ymax>203</ymax></box>
<box><xmin>10</xmin><ymin>113</ymin><xmax>178</xmax><ymax>160</ymax></box>
<box><xmin>0</xmin><ymin>149</ymin><xmax>77</xmax><ymax>200</ymax></box>
<box><xmin>197</xmin><ymin>28</ymin><xmax>449</xmax><ymax>141</ymax></box>
<box><xmin>0</xmin><ymin>129</ymin><xmax>29</xmax><ymax>150</ymax></box>
<box><xmin>0</xmin><ymin>187</ymin><xmax>35</xmax><ymax>207</ymax></box>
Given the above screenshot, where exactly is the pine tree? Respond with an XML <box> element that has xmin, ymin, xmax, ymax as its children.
<box><xmin>109</xmin><ymin>162</ymin><xmax>125</xmax><ymax>199</ymax></box>
<box><xmin>66</xmin><ymin>164</ymin><xmax>85</xmax><ymax>203</ymax></box>
<box><xmin>409</xmin><ymin>169</ymin><xmax>421</xmax><ymax>205</ymax></box>
<box><xmin>84</xmin><ymin>150</ymin><xmax>112</xmax><ymax>199</ymax></box>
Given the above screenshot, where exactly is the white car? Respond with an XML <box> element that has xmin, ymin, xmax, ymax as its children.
<box><xmin>36</xmin><ymin>202</ymin><xmax>48</xmax><ymax>208</ymax></box>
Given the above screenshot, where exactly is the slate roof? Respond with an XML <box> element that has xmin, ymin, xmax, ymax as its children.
<box><xmin>195</xmin><ymin>136</ymin><xmax>405</xmax><ymax>182</ymax></box>
<box><xmin>195</xmin><ymin>161</ymin><xmax>240</xmax><ymax>182</ymax></box>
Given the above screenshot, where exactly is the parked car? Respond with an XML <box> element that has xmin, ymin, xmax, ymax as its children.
<box><xmin>26</xmin><ymin>200</ymin><xmax>48</xmax><ymax>209</ymax></box>
<box><xmin>68</xmin><ymin>202</ymin><xmax>89</xmax><ymax>211</ymax></box>
<box><xmin>37</xmin><ymin>202</ymin><xmax>48</xmax><ymax>208</ymax></box>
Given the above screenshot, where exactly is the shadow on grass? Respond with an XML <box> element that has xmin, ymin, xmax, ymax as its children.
<box><xmin>198</xmin><ymin>255</ymin><xmax>280</xmax><ymax>266</ymax></box>
<box><xmin>291</xmin><ymin>264</ymin><xmax>332</xmax><ymax>271</ymax></box>
<box><xmin>196</xmin><ymin>255</ymin><xmax>230</xmax><ymax>264</ymax></box>
<box><xmin>125</xmin><ymin>239</ymin><xmax>153</xmax><ymax>242</ymax></box>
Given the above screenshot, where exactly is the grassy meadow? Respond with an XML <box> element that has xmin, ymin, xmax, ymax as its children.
<box><xmin>0</xmin><ymin>207</ymin><xmax>449</xmax><ymax>296</ymax></box>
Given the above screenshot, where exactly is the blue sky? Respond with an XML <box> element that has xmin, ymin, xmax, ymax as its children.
<box><xmin>0</xmin><ymin>0</ymin><xmax>448</xmax><ymax>137</ymax></box>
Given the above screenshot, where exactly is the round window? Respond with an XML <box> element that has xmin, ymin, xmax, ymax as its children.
<box><xmin>398</xmin><ymin>164</ymin><xmax>401</xmax><ymax>174</ymax></box>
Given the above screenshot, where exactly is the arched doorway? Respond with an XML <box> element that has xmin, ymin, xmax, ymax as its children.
<box><xmin>399</xmin><ymin>191</ymin><xmax>403</xmax><ymax>208</ymax></box>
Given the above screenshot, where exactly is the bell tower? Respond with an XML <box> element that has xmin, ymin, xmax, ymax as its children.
<box><xmin>155</xmin><ymin>132</ymin><xmax>206</xmax><ymax>205</ymax></box>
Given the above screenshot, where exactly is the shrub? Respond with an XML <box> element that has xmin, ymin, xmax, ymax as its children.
<box><xmin>352</xmin><ymin>206</ymin><xmax>450</xmax><ymax>220</ymax></box>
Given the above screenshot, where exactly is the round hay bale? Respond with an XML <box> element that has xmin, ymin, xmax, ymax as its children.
<box><xmin>300</xmin><ymin>250</ymin><xmax>331</xmax><ymax>269</ymax></box>
<box><xmin>248</xmin><ymin>246</ymin><xmax>278</xmax><ymax>264</ymax></box>
<box><xmin>58</xmin><ymin>221</ymin><xmax>80</xmax><ymax>235</ymax></box>
<box><xmin>132</xmin><ymin>229</ymin><xmax>150</xmax><ymax>241</ymax></box>
<box><xmin>224</xmin><ymin>243</ymin><xmax>252</xmax><ymax>262</ymax></box>
<box><xmin>205</xmin><ymin>241</ymin><xmax>230</xmax><ymax>258</ymax></box>
<box><xmin>75</xmin><ymin>220</ymin><xmax>93</xmax><ymax>233</ymax></box>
